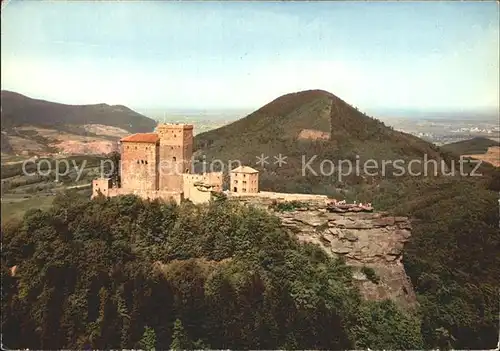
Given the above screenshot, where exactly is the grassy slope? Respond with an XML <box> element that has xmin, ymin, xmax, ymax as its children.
<box><xmin>1</xmin><ymin>155</ymin><xmax>103</xmax><ymax>220</ymax></box>
<box><xmin>441</xmin><ymin>137</ymin><xmax>499</xmax><ymax>155</ymax></box>
<box><xmin>1</xmin><ymin>195</ymin><xmax>55</xmax><ymax>221</ymax></box>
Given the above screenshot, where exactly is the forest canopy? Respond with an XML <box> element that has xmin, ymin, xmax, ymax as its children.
<box><xmin>2</xmin><ymin>192</ymin><xmax>423</xmax><ymax>350</ymax></box>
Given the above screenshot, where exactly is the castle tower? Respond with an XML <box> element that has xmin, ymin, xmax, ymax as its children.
<box><xmin>119</xmin><ymin>133</ymin><xmax>159</xmax><ymax>190</ymax></box>
<box><xmin>155</xmin><ymin>123</ymin><xmax>193</xmax><ymax>191</ymax></box>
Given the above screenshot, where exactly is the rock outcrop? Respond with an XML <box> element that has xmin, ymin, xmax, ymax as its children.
<box><xmin>233</xmin><ymin>196</ymin><xmax>417</xmax><ymax>309</ymax></box>
<box><xmin>277</xmin><ymin>209</ymin><xmax>416</xmax><ymax>308</ymax></box>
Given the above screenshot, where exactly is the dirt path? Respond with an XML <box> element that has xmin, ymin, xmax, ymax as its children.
<box><xmin>66</xmin><ymin>183</ymin><xmax>91</xmax><ymax>189</ymax></box>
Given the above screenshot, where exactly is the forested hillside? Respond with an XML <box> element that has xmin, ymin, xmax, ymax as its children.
<box><xmin>194</xmin><ymin>90</ymin><xmax>446</xmax><ymax>192</ymax></box>
<box><xmin>374</xmin><ymin>175</ymin><xmax>500</xmax><ymax>349</ymax></box>
<box><xmin>1</xmin><ymin>90</ymin><xmax>156</xmax><ymax>133</ymax></box>
<box><xmin>2</xmin><ymin>193</ymin><xmax>422</xmax><ymax>350</ymax></box>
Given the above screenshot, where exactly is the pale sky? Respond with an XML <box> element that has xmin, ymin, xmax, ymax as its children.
<box><xmin>1</xmin><ymin>0</ymin><xmax>499</xmax><ymax>114</ymax></box>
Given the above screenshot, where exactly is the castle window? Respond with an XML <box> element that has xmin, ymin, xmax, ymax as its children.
<box><xmin>171</xmin><ymin>147</ymin><xmax>173</xmax><ymax>150</ymax></box>
<box><xmin>137</xmin><ymin>160</ymin><xmax>140</xmax><ymax>164</ymax></box>
<box><xmin>135</xmin><ymin>146</ymin><xmax>137</xmax><ymax>150</ymax></box>
<box><xmin>173</xmin><ymin>157</ymin><xmax>177</xmax><ymax>161</ymax></box>
<box><xmin>145</xmin><ymin>161</ymin><xmax>148</xmax><ymax>164</ymax></box>
<box><xmin>141</xmin><ymin>160</ymin><xmax>144</xmax><ymax>164</ymax></box>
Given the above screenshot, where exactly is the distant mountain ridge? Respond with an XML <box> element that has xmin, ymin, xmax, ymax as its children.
<box><xmin>441</xmin><ymin>137</ymin><xmax>500</xmax><ymax>155</ymax></box>
<box><xmin>0</xmin><ymin>91</ymin><xmax>157</xmax><ymax>156</ymax></box>
<box><xmin>1</xmin><ymin>90</ymin><xmax>157</xmax><ymax>133</ymax></box>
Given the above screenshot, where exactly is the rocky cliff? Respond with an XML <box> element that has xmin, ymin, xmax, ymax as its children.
<box><xmin>233</xmin><ymin>196</ymin><xmax>417</xmax><ymax>309</ymax></box>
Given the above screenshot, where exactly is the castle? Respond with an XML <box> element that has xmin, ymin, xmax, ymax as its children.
<box><xmin>92</xmin><ymin>122</ymin><xmax>364</xmax><ymax>206</ymax></box>
<box><xmin>92</xmin><ymin>123</ymin><xmax>260</xmax><ymax>204</ymax></box>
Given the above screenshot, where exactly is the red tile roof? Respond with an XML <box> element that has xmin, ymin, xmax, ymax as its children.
<box><xmin>120</xmin><ymin>133</ymin><xmax>159</xmax><ymax>143</ymax></box>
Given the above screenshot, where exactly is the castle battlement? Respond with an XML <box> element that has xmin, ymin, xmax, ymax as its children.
<box><xmin>156</xmin><ymin>123</ymin><xmax>193</xmax><ymax>128</ymax></box>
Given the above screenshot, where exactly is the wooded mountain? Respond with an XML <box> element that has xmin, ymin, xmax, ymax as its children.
<box><xmin>195</xmin><ymin>89</ymin><xmax>441</xmax><ymax>158</ymax></box>
<box><xmin>194</xmin><ymin>89</ymin><xmax>451</xmax><ymax>193</ymax></box>
<box><xmin>1</xmin><ymin>90</ymin><xmax>156</xmax><ymax>133</ymax></box>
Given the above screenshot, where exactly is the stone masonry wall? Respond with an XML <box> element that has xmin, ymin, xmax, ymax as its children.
<box><xmin>121</xmin><ymin>141</ymin><xmax>158</xmax><ymax>190</ymax></box>
<box><xmin>182</xmin><ymin>174</ymin><xmax>212</xmax><ymax>204</ymax></box>
<box><xmin>107</xmin><ymin>188</ymin><xmax>183</xmax><ymax>204</ymax></box>
<box><xmin>182</xmin><ymin>172</ymin><xmax>223</xmax><ymax>204</ymax></box>
<box><xmin>91</xmin><ymin>178</ymin><xmax>112</xmax><ymax>198</ymax></box>
<box><xmin>230</xmin><ymin>172</ymin><xmax>259</xmax><ymax>193</ymax></box>
<box><xmin>157</xmin><ymin>124</ymin><xmax>193</xmax><ymax>192</ymax></box>
<box><xmin>228</xmin><ymin>191</ymin><xmax>329</xmax><ymax>205</ymax></box>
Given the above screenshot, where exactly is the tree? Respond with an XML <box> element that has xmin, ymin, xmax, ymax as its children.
<box><xmin>170</xmin><ymin>319</ymin><xmax>191</xmax><ymax>350</ymax></box>
<box><xmin>139</xmin><ymin>326</ymin><xmax>156</xmax><ymax>351</ymax></box>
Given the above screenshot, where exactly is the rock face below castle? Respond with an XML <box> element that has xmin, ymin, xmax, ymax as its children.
<box><xmin>279</xmin><ymin>210</ymin><xmax>416</xmax><ymax>308</ymax></box>
<box><xmin>233</xmin><ymin>195</ymin><xmax>417</xmax><ymax>309</ymax></box>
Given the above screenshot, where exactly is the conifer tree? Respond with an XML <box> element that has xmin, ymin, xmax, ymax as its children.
<box><xmin>139</xmin><ymin>326</ymin><xmax>156</xmax><ymax>351</ymax></box>
<box><xmin>170</xmin><ymin>318</ymin><xmax>191</xmax><ymax>350</ymax></box>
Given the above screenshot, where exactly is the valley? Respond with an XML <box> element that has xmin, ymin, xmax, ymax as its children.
<box><xmin>1</xmin><ymin>154</ymin><xmax>108</xmax><ymax>221</ymax></box>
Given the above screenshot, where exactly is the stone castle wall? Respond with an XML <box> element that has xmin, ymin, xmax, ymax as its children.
<box><xmin>182</xmin><ymin>172</ymin><xmax>223</xmax><ymax>204</ymax></box>
<box><xmin>229</xmin><ymin>191</ymin><xmax>329</xmax><ymax>204</ymax></box>
<box><xmin>92</xmin><ymin>178</ymin><xmax>112</xmax><ymax>198</ymax></box>
<box><xmin>107</xmin><ymin>188</ymin><xmax>183</xmax><ymax>204</ymax></box>
<box><xmin>182</xmin><ymin>174</ymin><xmax>212</xmax><ymax>204</ymax></box>
<box><xmin>121</xmin><ymin>142</ymin><xmax>158</xmax><ymax>190</ymax></box>
<box><xmin>157</xmin><ymin>124</ymin><xmax>193</xmax><ymax>192</ymax></box>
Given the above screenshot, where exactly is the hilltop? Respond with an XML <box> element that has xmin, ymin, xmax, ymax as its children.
<box><xmin>1</xmin><ymin>91</ymin><xmax>157</xmax><ymax>156</ymax></box>
<box><xmin>194</xmin><ymin>89</ymin><xmax>446</xmax><ymax>193</ymax></box>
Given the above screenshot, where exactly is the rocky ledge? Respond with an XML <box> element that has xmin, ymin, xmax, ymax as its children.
<box><xmin>231</xmin><ymin>196</ymin><xmax>418</xmax><ymax>308</ymax></box>
<box><xmin>275</xmin><ymin>208</ymin><xmax>417</xmax><ymax>308</ymax></box>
